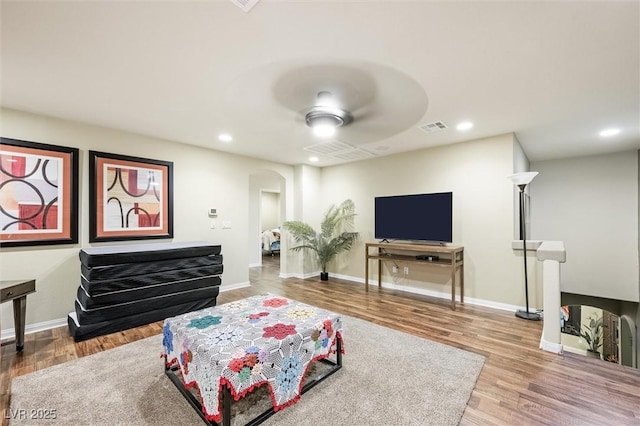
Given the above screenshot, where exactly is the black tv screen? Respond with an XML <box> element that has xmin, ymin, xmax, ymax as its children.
<box><xmin>375</xmin><ymin>192</ymin><xmax>453</xmax><ymax>242</ymax></box>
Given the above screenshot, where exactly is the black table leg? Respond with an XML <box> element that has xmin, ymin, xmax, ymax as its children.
<box><xmin>222</xmin><ymin>385</ymin><xmax>231</xmax><ymax>426</ymax></box>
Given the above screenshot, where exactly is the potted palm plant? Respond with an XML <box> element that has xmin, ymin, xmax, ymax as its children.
<box><xmin>580</xmin><ymin>315</ymin><xmax>603</xmax><ymax>358</ymax></box>
<box><xmin>283</xmin><ymin>199</ymin><xmax>359</xmax><ymax>281</ymax></box>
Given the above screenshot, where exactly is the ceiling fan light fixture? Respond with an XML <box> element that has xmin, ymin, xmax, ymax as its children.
<box><xmin>305</xmin><ymin>106</ymin><xmax>352</xmax><ymax>138</ymax></box>
<box><xmin>312</xmin><ymin>122</ymin><xmax>337</xmax><ymax>138</ymax></box>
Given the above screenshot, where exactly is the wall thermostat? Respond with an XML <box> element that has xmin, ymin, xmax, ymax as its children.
<box><xmin>208</xmin><ymin>208</ymin><xmax>218</xmax><ymax>217</ymax></box>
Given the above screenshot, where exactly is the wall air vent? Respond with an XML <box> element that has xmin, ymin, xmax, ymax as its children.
<box><xmin>304</xmin><ymin>140</ymin><xmax>376</xmax><ymax>161</ymax></box>
<box><xmin>229</xmin><ymin>0</ymin><xmax>260</xmax><ymax>13</ymax></box>
<box><xmin>418</xmin><ymin>121</ymin><xmax>448</xmax><ymax>133</ymax></box>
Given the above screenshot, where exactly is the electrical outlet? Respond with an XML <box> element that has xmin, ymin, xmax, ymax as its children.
<box><xmin>404</xmin><ymin>266</ymin><xmax>409</xmax><ymax>274</ymax></box>
<box><xmin>392</xmin><ymin>266</ymin><xmax>398</xmax><ymax>273</ymax></box>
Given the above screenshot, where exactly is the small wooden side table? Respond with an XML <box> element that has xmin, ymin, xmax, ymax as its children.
<box><xmin>1</xmin><ymin>279</ymin><xmax>36</xmax><ymax>352</ymax></box>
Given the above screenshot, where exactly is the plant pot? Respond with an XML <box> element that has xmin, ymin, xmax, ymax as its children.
<box><xmin>320</xmin><ymin>272</ymin><xmax>329</xmax><ymax>281</ymax></box>
<box><xmin>586</xmin><ymin>350</ymin><xmax>601</xmax><ymax>359</ymax></box>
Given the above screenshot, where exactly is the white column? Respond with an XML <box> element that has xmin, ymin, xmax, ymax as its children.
<box><xmin>537</xmin><ymin>241</ymin><xmax>566</xmax><ymax>354</ymax></box>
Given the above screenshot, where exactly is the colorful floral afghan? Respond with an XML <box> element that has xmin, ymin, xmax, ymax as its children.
<box><xmin>162</xmin><ymin>294</ymin><xmax>344</xmax><ymax>423</ymax></box>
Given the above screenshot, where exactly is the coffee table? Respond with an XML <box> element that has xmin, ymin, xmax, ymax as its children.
<box><xmin>162</xmin><ymin>294</ymin><xmax>344</xmax><ymax>426</ymax></box>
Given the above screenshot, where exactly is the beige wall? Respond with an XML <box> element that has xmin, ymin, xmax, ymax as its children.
<box><xmin>0</xmin><ymin>108</ymin><xmax>294</xmax><ymax>333</ymax></box>
<box><xmin>261</xmin><ymin>192</ymin><xmax>280</xmax><ymax>231</ymax></box>
<box><xmin>285</xmin><ymin>164</ymin><xmax>322</xmax><ymax>277</ymax></box>
<box><xmin>319</xmin><ymin>133</ymin><xmax>533</xmax><ymax>307</ymax></box>
<box><xmin>530</xmin><ymin>151</ymin><xmax>639</xmax><ymax>302</ymax></box>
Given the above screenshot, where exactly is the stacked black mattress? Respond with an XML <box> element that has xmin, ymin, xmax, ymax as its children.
<box><xmin>68</xmin><ymin>241</ymin><xmax>223</xmax><ymax>341</ymax></box>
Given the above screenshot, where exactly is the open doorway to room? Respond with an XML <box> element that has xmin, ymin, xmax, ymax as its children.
<box><xmin>260</xmin><ymin>189</ymin><xmax>281</xmax><ymax>261</ymax></box>
<box><xmin>248</xmin><ymin>171</ymin><xmax>286</xmax><ymax>273</ymax></box>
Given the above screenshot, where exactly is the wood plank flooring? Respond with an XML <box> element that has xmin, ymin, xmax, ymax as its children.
<box><xmin>2</xmin><ymin>255</ymin><xmax>639</xmax><ymax>425</ymax></box>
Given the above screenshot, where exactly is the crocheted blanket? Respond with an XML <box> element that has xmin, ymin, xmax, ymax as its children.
<box><xmin>162</xmin><ymin>294</ymin><xmax>344</xmax><ymax>423</ymax></box>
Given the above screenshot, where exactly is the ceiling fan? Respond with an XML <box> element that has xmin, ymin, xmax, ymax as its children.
<box><xmin>224</xmin><ymin>62</ymin><xmax>429</xmax><ymax>146</ymax></box>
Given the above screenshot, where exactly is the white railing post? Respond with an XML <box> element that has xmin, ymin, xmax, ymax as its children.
<box><xmin>537</xmin><ymin>241</ymin><xmax>566</xmax><ymax>354</ymax></box>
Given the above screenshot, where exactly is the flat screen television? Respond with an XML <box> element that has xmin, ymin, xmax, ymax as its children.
<box><xmin>374</xmin><ymin>192</ymin><xmax>453</xmax><ymax>243</ymax></box>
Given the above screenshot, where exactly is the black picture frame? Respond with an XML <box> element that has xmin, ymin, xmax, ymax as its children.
<box><xmin>89</xmin><ymin>150</ymin><xmax>173</xmax><ymax>243</ymax></box>
<box><xmin>0</xmin><ymin>137</ymin><xmax>79</xmax><ymax>247</ymax></box>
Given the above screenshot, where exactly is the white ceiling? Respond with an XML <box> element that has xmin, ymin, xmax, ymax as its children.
<box><xmin>1</xmin><ymin>0</ymin><xmax>639</xmax><ymax>167</ymax></box>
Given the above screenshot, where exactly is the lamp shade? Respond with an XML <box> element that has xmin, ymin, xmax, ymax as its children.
<box><xmin>507</xmin><ymin>171</ymin><xmax>539</xmax><ymax>186</ymax></box>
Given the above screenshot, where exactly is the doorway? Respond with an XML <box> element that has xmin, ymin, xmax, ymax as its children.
<box><xmin>248</xmin><ymin>171</ymin><xmax>286</xmax><ymax>272</ymax></box>
<box><xmin>260</xmin><ymin>189</ymin><xmax>281</xmax><ymax>263</ymax></box>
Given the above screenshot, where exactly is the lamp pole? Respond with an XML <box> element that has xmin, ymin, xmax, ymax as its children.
<box><xmin>508</xmin><ymin>171</ymin><xmax>541</xmax><ymax>321</ymax></box>
<box><xmin>516</xmin><ymin>182</ymin><xmax>541</xmax><ymax>321</ymax></box>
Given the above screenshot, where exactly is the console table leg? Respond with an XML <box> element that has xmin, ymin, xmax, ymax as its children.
<box><xmin>451</xmin><ymin>257</ymin><xmax>456</xmax><ymax>311</ymax></box>
<box><xmin>460</xmin><ymin>264</ymin><xmax>464</xmax><ymax>305</ymax></box>
<box><xmin>364</xmin><ymin>245</ymin><xmax>369</xmax><ymax>293</ymax></box>
<box><xmin>451</xmin><ymin>267</ymin><xmax>456</xmax><ymax>310</ymax></box>
<box><xmin>13</xmin><ymin>296</ymin><xmax>27</xmax><ymax>352</ymax></box>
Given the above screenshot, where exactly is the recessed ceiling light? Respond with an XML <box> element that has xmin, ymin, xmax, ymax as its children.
<box><xmin>599</xmin><ymin>128</ymin><xmax>620</xmax><ymax>137</ymax></box>
<box><xmin>309</xmin><ymin>156</ymin><xmax>319</xmax><ymax>162</ymax></box>
<box><xmin>218</xmin><ymin>133</ymin><xmax>233</xmax><ymax>142</ymax></box>
<box><xmin>456</xmin><ymin>121</ymin><xmax>473</xmax><ymax>131</ymax></box>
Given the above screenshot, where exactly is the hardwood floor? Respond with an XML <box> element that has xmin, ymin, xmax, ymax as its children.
<box><xmin>2</xmin><ymin>254</ymin><xmax>639</xmax><ymax>425</ymax></box>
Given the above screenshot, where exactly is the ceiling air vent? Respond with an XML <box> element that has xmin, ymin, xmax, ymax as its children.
<box><xmin>304</xmin><ymin>140</ymin><xmax>376</xmax><ymax>161</ymax></box>
<box><xmin>229</xmin><ymin>0</ymin><xmax>260</xmax><ymax>13</ymax></box>
<box><xmin>304</xmin><ymin>140</ymin><xmax>354</xmax><ymax>155</ymax></box>
<box><xmin>331</xmin><ymin>148</ymin><xmax>376</xmax><ymax>161</ymax></box>
<box><xmin>418</xmin><ymin>121</ymin><xmax>448</xmax><ymax>133</ymax></box>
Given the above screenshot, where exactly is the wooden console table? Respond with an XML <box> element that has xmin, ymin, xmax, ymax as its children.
<box><xmin>364</xmin><ymin>242</ymin><xmax>464</xmax><ymax>310</ymax></box>
<box><xmin>1</xmin><ymin>279</ymin><xmax>36</xmax><ymax>351</ymax></box>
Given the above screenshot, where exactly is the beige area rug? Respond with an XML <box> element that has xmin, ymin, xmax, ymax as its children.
<box><xmin>10</xmin><ymin>316</ymin><xmax>484</xmax><ymax>426</ymax></box>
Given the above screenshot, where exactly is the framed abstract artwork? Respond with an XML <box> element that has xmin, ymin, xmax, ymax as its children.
<box><xmin>0</xmin><ymin>137</ymin><xmax>79</xmax><ymax>247</ymax></box>
<box><xmin>89</xmin><ymin>151</ymin><xmax>173</xmax><ymax>243</ymax></box>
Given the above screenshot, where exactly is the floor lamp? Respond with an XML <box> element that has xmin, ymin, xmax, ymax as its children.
<box><xmin>508</xmin><ymin>171</ymin><xmax>541</xmax><ymax>321</ymax></box>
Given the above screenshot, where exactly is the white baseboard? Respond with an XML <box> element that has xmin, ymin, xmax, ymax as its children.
<box><xmin>1</xmin><ymin>317</ymin><xmax>67</xmax><ymax>343</ymax></box>
<box><xmin>562</xmin><ymin>345</ymin><xmax>589</xmax><ymax>357</ymax></box>
<box><xmin>464</xmin><ymin>296</ymin><xmax>539</xmax><ymax>314</ymax></box>
<box><xmin>540</xmin><ymin>338</ymin><xmax>563</xmax><ymax>354</ymax></box>
<box><xmin>220</xmin><ymin>281</ymin><xmax>251</xmax><ymax>292</ymax></box>
<box><xmin>332</xmin><ymin>273</ymin><xmax>537</xmax><ymax>314</ymax></box>
<box><xmin>279</xmin><ymin>270</ymin><xmax>321</xmax><ymax>279</ymax></box>
<box><xmin>329</xmin><ymin>272</ymin><xmax>362</xmax><ymax>283</ymax></box>
<box><xmin>248</xmin><ymin>262</ymin><xmax>261</xmax><ymax>268</ymax></box>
